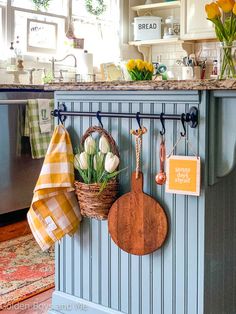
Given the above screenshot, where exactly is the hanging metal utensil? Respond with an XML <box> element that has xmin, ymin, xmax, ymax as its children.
<box><xmin>155</xmin><ymin>136</ymin><xmax>166</xmax><ymax>185</ymax></box>
<box><xmin>155</xmin><ymin>113</ymin><xmax>167</xmax><ymax>185</ymax></box>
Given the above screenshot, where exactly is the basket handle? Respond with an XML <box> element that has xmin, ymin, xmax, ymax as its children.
<box><xmin>80</xmin><ymin>126</ymin><xmax>120</xmax><ymax>158</ymax></box>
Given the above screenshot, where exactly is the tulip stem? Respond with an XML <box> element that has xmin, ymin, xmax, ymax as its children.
<box><xmin>98</xmin><ymin>170</ymin><xmax>106</xmax><ymax>183</ymax></box>
<box><xmin>230</xmin><ymin>12</ymin><xmax>233</xmax><ymax>42</ymax></box>
<box><xmin>88</xmin><ymin>155</ymin><xmax>92</xmax><ymax>184</ymax></box>
<box><xmin>220</xmin><ymin>44</ymin><xmax>236</xmax><ymax>79</ymax></box>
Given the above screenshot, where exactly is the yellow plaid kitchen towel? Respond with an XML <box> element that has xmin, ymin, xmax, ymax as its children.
<box><xmin>27</xmin><ymin>124</ymin><xmax>81</xmax><ymax>251</ymax></box>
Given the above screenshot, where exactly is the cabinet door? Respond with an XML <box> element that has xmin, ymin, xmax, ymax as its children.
<box><xmin>181</xmin><ymin>0</ymin><xmax>215</xmax><ymax>40</ymax></box>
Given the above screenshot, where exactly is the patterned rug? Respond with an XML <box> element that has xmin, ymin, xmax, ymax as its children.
<box><xmin>0</xmin><ymin>233</ymin><xmax>54</xmax><ymax>309</ymax></box>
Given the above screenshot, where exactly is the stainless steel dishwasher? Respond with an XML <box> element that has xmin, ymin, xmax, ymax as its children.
<box><xmin>0</xmin><ymin>91</ymin><xmax>53</xmax><ymax>215</ymax></box>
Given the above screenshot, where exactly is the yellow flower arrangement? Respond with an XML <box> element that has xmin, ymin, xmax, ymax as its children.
<box><xmin>126</xmin><ymin>59</ymin><xmax>154</xmax><ymax>81</ymax></box>
<box><xmin>216</xmin><ymin>0</ymin><xmax>235</xmax><ymax>13</ymax></box>
<box><xmin>136</xmin><ymin>59</ymin><xmax>145</xmax><ymax>71</ymax></box>
<box><xmin>205</xmin><ymin>2</ymin><xmax>221</xmax><ymax>18</ymax></box>
<box><xmin>126</xmin><ymin>59</ymin><xmax>136</xmax><ymax>71</ymax></box>
<box><xmin>205</xmin><ymin>0</ymin><xmax>236</xmax><ymax>78</ymax></box>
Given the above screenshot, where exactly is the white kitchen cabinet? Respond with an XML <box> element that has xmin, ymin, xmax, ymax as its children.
<box><xmin>128</xmin><ymin>0</ymin><xmax>183</xmax><ymax>60</ymax></box>
<box><xmin>181</xmin><ymin>0</ymin><xmax>216</xmax><ymax>40</ymax></box>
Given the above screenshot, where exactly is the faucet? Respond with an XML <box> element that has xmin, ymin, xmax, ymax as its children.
<box><xmin>49</xmin><ymin>54</ymin><xmax>77</xmax><ymax>81</ymax></box>
<box><xmin>27</xmin><ymin>68</ymin><xmax>36</xmax><ymax>84</ymax></box>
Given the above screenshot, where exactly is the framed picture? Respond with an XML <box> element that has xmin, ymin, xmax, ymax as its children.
<box><xmin>100</xmin><ymin>63</ymin><xmax>124</xmax><ymax>81</ymax></box>
<box><xmin>27</xmin><ymin>19</ymin><xmax>58</xmax><ymax>53</ymax></box>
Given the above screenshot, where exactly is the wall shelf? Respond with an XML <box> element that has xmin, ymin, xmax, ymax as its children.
<box><xmin>128</xmin><ymin>38</ymin><xmax>194</xmax><ymax>63</ymax></box>
<box><xmin>129</xmin><ymin>38</ymin><xmax>183</xmax><ymax>46</ymax></box>
<box><xmin>129</xmin><ymin>1</ymin><xmax>193</xmax><ymax>63</ymax></box>
<box><xmin>131</xmin><ymin>1</ymin><xmax>181</xmax><ymax>12</ymax></box>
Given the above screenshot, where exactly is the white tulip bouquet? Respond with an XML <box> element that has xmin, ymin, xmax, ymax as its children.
<box><xmin>74</xmin><ymin>134</ymin><xmax>124</xmax><ymax>193</ymax></box>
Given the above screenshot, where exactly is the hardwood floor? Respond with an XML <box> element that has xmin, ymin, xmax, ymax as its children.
<box><xmin>0</xmin><ymin>220</ymin><xmax>54</xmax><ymax>313</ymax></box>
<box><xmin>0</xmin><ymin>220</ymin><xmax>31</xmax><ymax>242</ymax></box>
<box><xmin>2</xmin><ymin>288</ymin><xmax>54</xmax><ymax>314</ymax></box>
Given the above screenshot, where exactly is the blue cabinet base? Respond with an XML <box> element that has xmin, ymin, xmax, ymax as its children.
<box><xmin>49</xmin><ymin>291</ymin><xmax>122</xmax><ymax>314</ymax></box>
<box><xmin>50</xmin><ymin>90</ymin><xmax>236</xmax><ymax>314</ymax></box>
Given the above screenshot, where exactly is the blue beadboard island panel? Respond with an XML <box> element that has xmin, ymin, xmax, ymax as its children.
<box><xmin>48</xmin><ymin>90</ymin><xmax>236</xmax><ymax>314</ymax></box>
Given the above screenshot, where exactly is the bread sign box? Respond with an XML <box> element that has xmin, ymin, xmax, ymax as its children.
<box><xmin>133</xmin><ymin>16</ymin><xmax>162</xmax><ymax>41</ymax></box>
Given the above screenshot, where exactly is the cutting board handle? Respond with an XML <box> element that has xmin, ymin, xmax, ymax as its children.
<box><xmin>131</xmin><ymin>171</ymin><xmax>143</xmax><ymax>192</ymax></box>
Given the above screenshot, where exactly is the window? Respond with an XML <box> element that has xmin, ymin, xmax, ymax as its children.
<box><xmin>0</xmin><ymin>8</ymin><xmax>3</xmax><ymax>43</ymax></box>
<box><xmin>72</xmin><ymin>0</ymin><xmax>120</xmax><ymax>66</ymax></box>
<box><xmin>0</xmin><ymin>0</ymin><xmax>121</xmax><ymax>66</ymax></box>
<box><xmin>0</xmin><ymin>1</ymin><xmax>6</xmax><ymax>50</ymax></box>
<box><xmin>11</xmin><ymin>0</ymin><xmax>67</xmax><ymax>16</ymax></box>
<box><xmin>14</xmin><ymin>9</ymin><xmax>66</xmax><ymax>55</ymax></box>
<box><xmin>7</xmin><ymin>0</ymin><xmax>67</xmax><ymax>56</ymax></box>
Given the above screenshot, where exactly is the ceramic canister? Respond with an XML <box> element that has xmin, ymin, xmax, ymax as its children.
<box><xmin>182</xmin><ymin>66</ymin><xmax>194</xmax><ymax>80</ymax></box>
<box><xmin>133</xmin><ymin>16</ymin><xmax>162</xmax><ymax>41</ymax></box>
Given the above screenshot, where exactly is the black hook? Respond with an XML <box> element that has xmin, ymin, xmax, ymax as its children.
<box><xmin>57</xmin><ymin>104</ymin><xmax>67</xmax><ymax>125</ymax></box>
<box><xmin>160</xmin><ymin>112</ymin><xmax>165</xmax><ymax>136</ymax></box>
<box><xmin>136</xmin><ymin>112</ymin><xmax>142</xmax><ymax>130</ymax></box>
<box><xmin>57</xmin><ymin>110</ymin><xmax>64</xmax><ymax>125</ymax></box>
<box><xmin>96</xmin><ymin>111</ymin><xmax>103</xmax><ymax>128</ymax></box>
<box><xmin>51</xmin><ymin>104</ymin><xmax>67</xmax><ymax>125</ymax></box>
<box><xmin>180</xmin><ymin>113</ymin><xmax>186</xmax><ymax>137</ymax></box>
<box><xmin>51</xmin><ymin>109</ymin><xmax>65</xmax><ymax>125</ymax></box>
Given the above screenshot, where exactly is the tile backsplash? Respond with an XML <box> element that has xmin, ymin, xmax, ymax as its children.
<box><xmin>151</xmin><ymin>40</ymin><xmax>219</xmax><ymax>79</ymax></box>
<box><xmin>194</xmin><ymin>41</ymin><xmax>219</xmax><ymax>78</ymax></box>
<box><xmin>152</xmin><ymin>43</ymin><xmax>190</xmax><ymax>80</ymax></box>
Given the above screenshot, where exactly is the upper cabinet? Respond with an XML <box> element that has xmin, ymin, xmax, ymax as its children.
<box><xmin>131</xmin><ymin>0</ymin><xmax>181</xmax><ymax>16</ymax></box>
<box><xmin>129</xmin><ymin>0</ymin><xmax>181</xmax><ymax>46</ymax></box>
<box><xmin>128</xmin><ymin>0</ymin><xmax>216</xmax><ymax>57</ymax></box>
<box><xmin>181</xmin><ymin>0</ymin><xmax>216</xmax><ymax>40</ymax></box>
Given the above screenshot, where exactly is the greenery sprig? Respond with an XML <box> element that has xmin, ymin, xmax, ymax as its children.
<box><xmin>32</xmin><ymin>0</ymin><xmax>51</xmax><ymax>10</ymax></box>
<box><xmin>85</xmin><ymin>0</ymin><xmax>106</xmax><ymax>16</ymax></box>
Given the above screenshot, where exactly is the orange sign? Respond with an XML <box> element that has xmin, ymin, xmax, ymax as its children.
<box><xmin>166</xmin><ymin>156</ymin><xmax>201</xmax><ymax>196</ymax></box>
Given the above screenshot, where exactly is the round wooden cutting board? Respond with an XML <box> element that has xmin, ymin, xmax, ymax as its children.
<box><xmin>108</xmin><ymin>172</ymin><xmax>168</xmax><ymax>256</ymax></box>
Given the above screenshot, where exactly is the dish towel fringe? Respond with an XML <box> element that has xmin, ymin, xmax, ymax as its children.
<box><xmin>27</xmin><ymin>124</ymin><xmax>81</xmax><ymax>251</ymax></box>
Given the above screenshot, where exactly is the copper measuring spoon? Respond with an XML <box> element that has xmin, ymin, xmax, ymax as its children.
<box><xmin>155</xmin><ymin>113</ymin><xmax>166</xmax><ymax>185</ymax></box>
<box><xmin>155</xmin><ymin>135</ymin><xmax>166</xmax><ymax>185</ymax></box>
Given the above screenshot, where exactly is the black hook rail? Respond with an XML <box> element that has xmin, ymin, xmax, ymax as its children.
<box><xmin>52</xmin><ymin>105</ymin><xmax>198</xmax><ymax>129</ymax></box>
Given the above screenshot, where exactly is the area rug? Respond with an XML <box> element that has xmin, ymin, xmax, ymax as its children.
<box><xmin>0</xmin><ymin>233</ymin><xmax>54</xmax><ymax>309</ymax></box>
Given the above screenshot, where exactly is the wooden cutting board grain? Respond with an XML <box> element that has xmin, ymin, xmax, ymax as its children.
<box><xmin>108</xmin><ymin>171</ymin><xmax>168</xmax><ymax>255</ymax></box>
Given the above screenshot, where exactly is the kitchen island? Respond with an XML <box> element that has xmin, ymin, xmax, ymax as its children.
<box><xmin>0</xmin><ymin>81</ymin><xmax>235</xmax><ymax>314</ymax></box>
<box><xmin>44</xmin><ymin>81</ymin><xmax>236</xmax><ymax>314</ymax></box>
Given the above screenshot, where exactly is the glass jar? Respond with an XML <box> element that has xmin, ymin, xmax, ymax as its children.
<box><xmin>219</xmin><ymin>42</ymin><xmax>236</xmax><ymax>79</ymax></box>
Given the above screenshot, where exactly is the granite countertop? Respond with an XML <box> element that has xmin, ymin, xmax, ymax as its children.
<box><xmin>1</xmin><ymin>79</ymin><xmax>236</xmax><ymax>91</ymax></box>
<box><xmin>45</xmin><ymin>79</ymin><xmax>236</xmax><ymax>91</ymax></box>
<box><xmin>0</xmin><ymin>84</ymin><xmax>45</xmax><ymax>91</ymax></box>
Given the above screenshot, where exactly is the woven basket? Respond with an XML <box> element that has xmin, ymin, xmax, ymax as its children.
<box><xmin>75</xmin><ymin>126</ymin><xmax>120</xmax><ymax>220</ymax></box>
<box><xmin>75</xmin><ymin>180</ymin><xmax>119</xmax><ymax>220</ymax></box>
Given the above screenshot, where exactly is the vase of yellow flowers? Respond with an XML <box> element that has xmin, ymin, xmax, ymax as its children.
<box><xmin>126</xmin><ymin>59</ymin><xmax>154</xmax><ymax>80</ymax></box>
<box><xmin>219</xmin><ymin>41</ymin><xmax>236</xmax><ymax>78</ymax></box>
<box><xmin>205</xmin><ymin>0</ymin><xmax>236</xmax><ymax>79</ymax></box>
